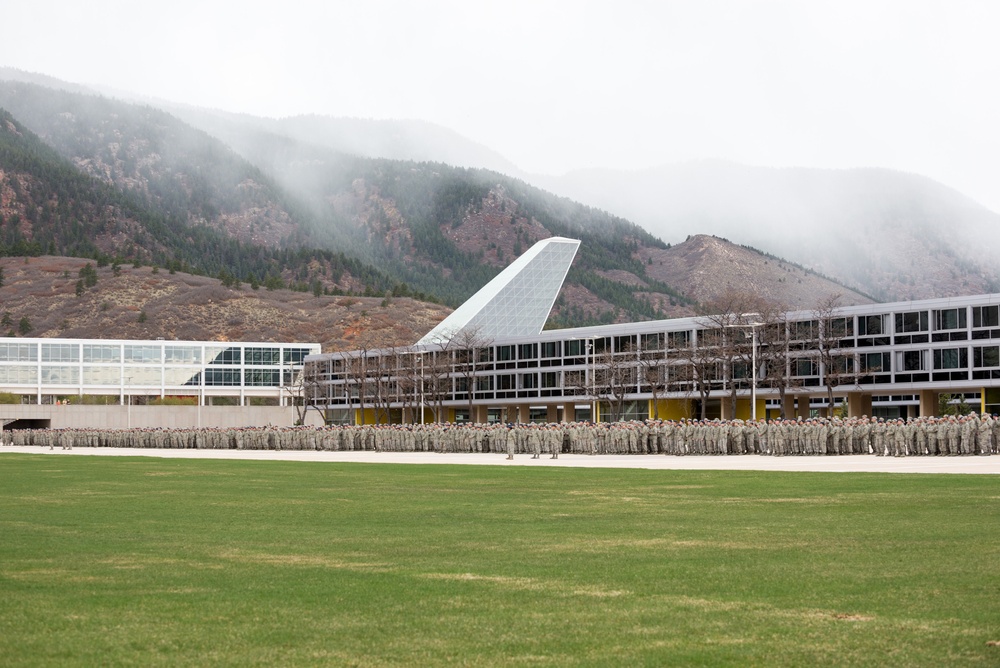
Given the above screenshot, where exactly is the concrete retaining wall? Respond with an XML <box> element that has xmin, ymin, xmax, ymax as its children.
<box><xmin>0</xmin><ymin>404</ymin><xmax>325</xmax><ymax>429</ymax></box>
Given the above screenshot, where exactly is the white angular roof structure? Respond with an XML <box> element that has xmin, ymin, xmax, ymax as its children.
<box><xmin>417</xmin><ymin>236</ymin><xmax>580</xmax><ymax>345</ymax></box>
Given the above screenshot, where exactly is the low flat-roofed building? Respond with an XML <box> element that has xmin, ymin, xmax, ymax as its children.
<box><xmin>305</xmin><ymin>239</ymin><xmax>1000</xmax><ymax>424</ymax></box>
<box><xmin>0</xmin><ymin>338</ymin><xmax>321</xmax><ymax>429</ymax></box>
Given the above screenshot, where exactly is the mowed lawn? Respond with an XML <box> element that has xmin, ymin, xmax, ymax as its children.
<box><xmin>1</xmin><ymin>455</ymin><xmax>998</xmax><ymax>667</ymax></box>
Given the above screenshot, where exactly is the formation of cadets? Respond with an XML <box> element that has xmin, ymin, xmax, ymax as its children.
<box><xmin>3</xmin><ymin>413</ymin><xmax>999</xmax><ymax>457</ymax></box>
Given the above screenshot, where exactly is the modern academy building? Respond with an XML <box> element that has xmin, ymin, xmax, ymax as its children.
<box><xmin>303</xmin><ymin>237</ymin><xmax>1000</xmax><ymax>424</ymax></box>
<box><xmin>0</xmin><ymin>338</ymin><xmax>321</xmax><ymax>429</ymax></box>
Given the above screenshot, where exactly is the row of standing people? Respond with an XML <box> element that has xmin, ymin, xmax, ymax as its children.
<box><xmin>3</xmin><ymin>413</ymin><xmax>998</xmax><ymax>457</ymax></box>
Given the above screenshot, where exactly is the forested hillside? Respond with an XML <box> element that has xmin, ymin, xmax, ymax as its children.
<box><xmin>0</xmin><ymin>103</ymin><xmax>425</xmax><ymax>302</ymax></box>
<box><xmin>0</xmin><ymin>80</ymin><xmax>701</xmax><ymax>325</ymax></box>
<box><xmin>0</xmin><ymin>75</ymin><xmax>883</xmax><ymax>336</ymax></box>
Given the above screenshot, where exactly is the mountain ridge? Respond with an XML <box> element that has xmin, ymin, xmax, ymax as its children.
<box><xmin>0</xmin><ymin>69</ymin><xmax>989</xmax><ymax>349</ymax></box>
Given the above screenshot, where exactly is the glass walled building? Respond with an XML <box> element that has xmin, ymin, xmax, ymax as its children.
<box><xmin>303</xmin><ymin>238</ymin><xmax>1000</xmax><ymax>424</ymax></box>
<box><xmin>0</xmin><ymin>338</ymin><xmax>321</xmax><ymax>406</ymax></box>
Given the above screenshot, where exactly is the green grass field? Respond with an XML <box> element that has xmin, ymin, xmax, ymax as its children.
<box><xmin>1</xmin><ymin>454</ymin><xmax>998</xmax><ymax>666</ymax></box>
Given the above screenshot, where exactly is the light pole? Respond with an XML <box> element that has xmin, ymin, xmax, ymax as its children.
<box><xmin>750</xmin><ymin>323</ymin><xmax>761</xmax><ymax>421</ymax></box>
<box><xmin>416</xmin><ymin>350</ymin><xmax>427</xmax><ymax>424</ymax></box>
<box><xmin>125</xmin><ymin>375</ymin><xmax>132</xmax><ymax>429</ymax></box>
<box><xmin>587</xmin><ymin>339</ymin><xmax>595</xmax><ymax>422</ymax></box>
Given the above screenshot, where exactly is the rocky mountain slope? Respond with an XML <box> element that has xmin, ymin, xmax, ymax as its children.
<box><xmin>538</xmin><ymin>161</ymin><xmax>1000</xmax><ymax>302</ymax></box>
<box><xmin>642</xmin><ymin>235</ymin><xmax>872</xmax><ymax>310</ymax></box>
<box><xmin>0</xmin><ymin>256</ymin><xmax>446</xmax><ymax>351</ymax></box>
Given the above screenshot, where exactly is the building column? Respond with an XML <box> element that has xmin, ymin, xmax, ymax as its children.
<box><xmin>472</xmin><ymin>405</ymin><xmax>488</xmax><ymax>424</ymax></box>
<box><xmin>517</xmin><ymin>404</ymin><xmax>530</xmax><ymax>424</ymax></box>
<box><xmin>720</xmin><ymin>397</ymin><xmax>735</xmax><ymax>420</ymax></box>
<box><xmin>547</xmin><ymin>405</ymin><xmax>560</xmax><ymax>423</ymax></box>
<box><xmin>848</xmin><ymin>392</ymin><xmax>873</xmax><ymax>418</ymax></box>
<box><xmin>918</xmin><ymin>390</ymin><xmax>938</xmax><ymax>418</ymax></box>
<box><xmin>781</xmin><ymin>395</ymin><xmax>796</xmax><ymax>420</ymax></box>
<box><xmin>796</xmin><ymin>396</ymin><xmax>811</xmax><ymax>419</ymax></box>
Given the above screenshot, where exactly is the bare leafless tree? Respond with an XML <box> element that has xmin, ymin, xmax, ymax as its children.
<box><xmin>636</xmin><ymin>333</ymin><xmax>667</xmax><ymax>419</ymax></box>
<box><xmin>395</xmin><ymin>348</ymin><xmax>422</xmax><ymax>423</ymax></box>
<box><xmin>449</xmin><ymin>327</ymin><xmax>494</xmax><ymax>424</ymax></box>
<box><xmin>284</xmin><ymin>362</ymin><xmax>327</xmax><ymax>425</ymax></box>
<box><xmin>591</xmin><ymin>338</ymin><xmax>638</xmax><ymax>422</ymax></box>
<box><xmin>814</xmin><ymin>293</ymin><xmax>852</xmax><ymax>415</ymax></box>
<box><xmin>341</xmin><ymin>347</ymin><xmax>368</xmax><ymax>425</ymax></box>
<box><xmin>755</xmin><ymin>306</ymin><xmax>798</xmax><ymax>419</ymax></box>
<box><xmin>421</xmin><ymin>340</ymin><xmax>457</xmax><ymax>424</ymax></box>
<box><xmin>698</xmin><ymin>289</ymin><xmax>774</xmax><ymax>418</ymax></box>
<box><xmin>674</xmin><ymin>327</ymin><xmax>723</xmax><ymax>420</ymax></box>
<box><xmin>369</xmin><ymin>346</ymin><xmax>401</xmax><ymax>424</ymax></box>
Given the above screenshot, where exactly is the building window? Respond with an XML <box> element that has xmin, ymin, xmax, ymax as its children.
<box><xmin>246</xmin><ymin>347</ymin><xmax>280</xmax><ymax>365</ymax></box>
<box><xmin>244</xmin><ymin>369</ymin><xmax>280</xmax><ymax>386</ymax></box>
<box><xmin>858</xmin><ymin>315</ymin><xmax>886</xmax><ymax>336</ymax></box>
<box><xmin>41</xmin><ymin>344</ymin><xmax>79</xmax><ymax>363</ymax></box>
<box><xmin>973</xmin><ymin>305</ymin><xmax>1000</xmax><ymax>328</ymax></box>
<box><xmin>40</xmin><ymin>366</ymin><xmax>79</xmax><ymax>384</ymax></box>
<box><xmin>830</xmin><ymin>355</ymin><xmax>854</xmax><ymax>374</ymax></box>
<box><xmin>793</xmin><ymin>359</ymin><xmax>817</xmax><ymax>376</ymax></box>
<box><xmin>83</xmin><ymin>367</ymin><xmax>120</xmax><ymax>385</ymax></box>
<box><xmin>898</xmin><ymin>350</ymin><xmax>925</xmax><ymax>371</ymax></box>
<box><xmin>791</xmin><ymin>320</ymin><xmax>818</xmax><ymax>341</ymax></box>
<box><xmin>529</xmin><ymin>408</ymin><xmax>548</xmax><ymax>423</ymax></box>
<box><xmin>614</xmin><ymin>335</ymin><xmax>636</xmax><ymax>353</ymax></box>
<box><xmin>497</xmin><ymin>374</ymin><xmax>515</xmax><ymax>390</ymax></box>
<box><xmin>0</xmin><ymin>366</ymin><xmax>37</xmax><ymax>384</ymax></box>
<box><xmin>861</xmin><ymin>352</ymin><xmax>890</xmax><ymax>372</ymax></box>
<box><xmin>520</xmin><ymin>373</ymin><xmax>538</xmax><ymax>389</ymax></box>
<box><xmin>207</xmin><ymin>346</ymin><xmax>242</xmax><ymax>365</ymax></box>
<box><xmin>164</xmin><ymin>367</ymin><xmax>202</xmax><ymax>386</ymax></box>
<box><xmin>933</xmin><ymin>348</ymin><xmax>968</xmax><ymax>370</ymax></box>
<box><xmin>564</xmin><ymin>370</ymin><xmax>585</xmax><ymax>388</ymax></box>
<box><xmin>164</xmin><ymin>345</ymin><xmax>200</xmax><ymax>364</ymax></box>
<box><xmin>827</xmin><ymin>317</ymin><xmax>854</xmax><ymax>338</ymax></box>
<box><xmin>0</xmin><ymin>343</ymin><xmax>37</xmax><ymax>362</ymax></box>
<box><xmin>476</xmin><ymin>376</ymin><xmax>494</xmax><ymax>391</ymax></box>
<box><xmin>540</xmin><ymin>341</ymin><xmax>560</xmax><ymax>358</ymax></box>
<box><xmin>204</xmin><ymin>369</ymin><xmax>242</xmax><ymax>386</ymax></box>
<box><xmin>895</xmin><ymin>311</ymin><xmax>928</xmax><ymax>333</ymax></box>
<box><xmin>934</xmin><ymin>308</ymin><xmax>967</xmax><ymax>331</ymax></box>
<box><xmin>641</xmin><ymin>333</ymin><xmax>664</xmax><ymax>351</ymax></box>
<box><xmin>123</xmin><ymin>367</ymin><xmax>162</xmax><ymax>385</ymax></box>
<box><xmin>82</xmin><ymin>344</ymin><xmax>120</xmax><ymax>363</ymax></box>
<box><xmin>496</xmin><ymin>345</ymin><xmax>515</xmax><ymax>362</ymax></box>
<box><xmin>667</xmin><ymin>331</ymin><xmax>691</xmax><ymax>349</ymax></box>
<box><xmin>283</xmin><ymin>348</ymin><xmax>312</xmax><ymax>364</ymax></box>
<box><xmin>541</xmin><ymin>371</ymin><xmax>559</xmax><ymax>388</ymax></box>
<box><xmin>973</xmin><ymin>346</ymin><xmax>1000</xmax><ymax>368</ymax></box>
<box><xmin>124</xmin><ymin>345</ymin><xmax>161</xmax><ymax>364</ymax></box>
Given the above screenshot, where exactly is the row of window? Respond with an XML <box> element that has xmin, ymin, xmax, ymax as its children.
<box><xmin>0</xmin><ymin>366</ymin><xmax>288</xmax><ymax>387</ymax></box>
<box><xmin>327</xmin><ymin>345</ymin><xmax>1000</xmax><ymax>394</ymax></box>
<box><xmin>0</xmin><ymin>343</ymin><xmax>313</xmax><ymax>365</ymax></box>
<box><xmin>428</xmin><ymin>308</ymin><xmax>1000</xmax><ymax>364</ymax></box>
<box><xmin>322</xmin><ymin>346</ymin><xmax>1000</xmax><ymax>392</ymax></box>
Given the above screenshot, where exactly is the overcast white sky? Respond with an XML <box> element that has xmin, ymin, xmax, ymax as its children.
<box><xmin>4</xmin><ymin>0</ymin><xmax>1000</xmax><ymax>211</ymax></box>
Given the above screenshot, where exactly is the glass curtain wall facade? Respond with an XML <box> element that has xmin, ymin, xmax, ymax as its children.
<box><xmin>0</xmin><ymin>339</ymin><xmax>320</xmax><ymax>405</ymax></box>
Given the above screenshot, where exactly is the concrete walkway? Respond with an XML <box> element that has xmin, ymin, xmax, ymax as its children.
<box><xmin>3</xmin><ymin>446</ymin><xmax>1000</xmax><ymax>474</ymax></box>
